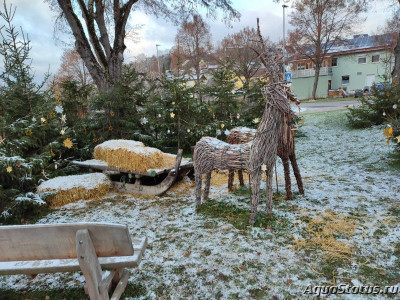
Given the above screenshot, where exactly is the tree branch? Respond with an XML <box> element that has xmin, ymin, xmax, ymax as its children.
<box><xmin>76</xmin><ymin>0</ymin><xmax>107</xmax><ymax>68</ymax></box>
<box><xmin>56</xmin><ymin>0</ymin><xmax>105</xmax><ymax>88</ymax></box>
<box><xmin>94</xmin><ymin>0</ymin><xmax>111</xmax><ymax>58</ymax></box>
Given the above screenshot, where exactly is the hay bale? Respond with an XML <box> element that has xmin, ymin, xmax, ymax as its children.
<box><xmin>93</xmin><ymin>139</ymin><xmax>176</xmax><ymax>172</ymax></box>
<box><xmin>37</xmin><ymin>173</ymin><xmax>111</xmax><ymax>207</ymax></box>
<box><xmin>227</xmin><ymin>127</ymin><xmax>256</xmax><ymax>144</ymax></box>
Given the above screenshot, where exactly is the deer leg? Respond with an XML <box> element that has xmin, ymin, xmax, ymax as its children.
<box><xmin>266</xmin><ymin>168</ymin><xmax>273</xmax><ymax>214</ymax></box>
<box><xmin>238</xmin><ymin>170</ymin><xmax>244</xmax><ymax>186</ymax></box>
<box><xmin>228</xmin><ymin>169</ymin><xmax>234</xmax><ymax>192</ymax></box>
<box><xmin>282</xmin><ymin>156</ymin><xmax>292</xmax><ymax>200</ymax></box>
<box><xmin>195</xmin><ymin>171</ymin><xmax>202</xmax><ymax>208</ymax></box>
<box><xmin>290</xmin><ymin>154</ymin><xmax>304</xmax><ymax>195</ymax></box>
<box><xmin>204</xmin><ymin>172</ymin><xmax>211</xmax><ymax>200</ymax></box>
<box><xmin>249</xmin><ymin>169</ymin><xmax>262</xmax><ymax>225</ymax></box>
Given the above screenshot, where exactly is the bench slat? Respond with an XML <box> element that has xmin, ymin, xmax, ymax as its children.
<box><xmin>0</xmin><ymin>237</ymin><xmax>147</xmax><ymax>275</ymax></box>
<box><xmin>0</xmin><ymin>223</ymin><xmax>134</xmax><ymax>261</ymax></box>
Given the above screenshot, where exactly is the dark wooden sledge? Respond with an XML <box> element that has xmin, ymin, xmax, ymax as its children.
<box><xmin>72</xmin><ymin>149</ymin><xmax>193</xmax><ymax>196</ymax></box>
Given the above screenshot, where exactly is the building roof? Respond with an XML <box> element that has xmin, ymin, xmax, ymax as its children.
<box><xmin>291</xmin><ymin>32</ymin><xmax>397</xmax><ymax>61</ymax></box>
<box><xmin>328</xmin><ymin>33</ymin><xmax>395</xmax><ymax>54</ymax></box>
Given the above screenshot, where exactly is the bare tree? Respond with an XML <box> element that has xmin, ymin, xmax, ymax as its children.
<box><xmin>388</xmin><ymin>0</ymin><xmax>400</xmax><ymax>82</ymax></box>
<box><xmin>55</xmin><ymin>49</ymin><xmax>91</xmax><ymax>85</ymax></box>
<box><xmin>46</xmin><ymin>0</ymin><xmax>239</xmax><ymax>93</ymax></box>
<box><xmin>131</xmin><ymin>53</ymin><xmax>152</xmax><ymax>73</ymax></box>
<box><xmin>218</xmin><ymin>27</ymin><xmax>263</xmax><ymax>91</ymax></box>
<box><xmin>175</xmin><ymin>14</ymin><xmax>212</xmax><ymax>99</ymax></box>
<box><xmin>288</xmin><ymin>0</ymin><xmax>366</xmax><ymax>99</ymax></box>
<box><xmin>170</xmin><ymin>45</ymin><xmax>185</xmax><ymax>75</ymax></box>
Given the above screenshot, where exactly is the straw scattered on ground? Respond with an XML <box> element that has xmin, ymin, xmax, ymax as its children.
<box><xmin>293</xmin><ymin>210</ymin><xmax>358</xmax><ymax>261</ymax></box>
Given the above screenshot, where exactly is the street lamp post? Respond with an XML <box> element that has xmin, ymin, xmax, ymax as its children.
<box><xmin>282</xmin><ymin>4</ymin><xmax>288</xmax><ymax>70</ymax></box>
<box><xmin>156</xmin><ymin>44</ymin><xmax>161</xmax><ymax>74</ymax></box>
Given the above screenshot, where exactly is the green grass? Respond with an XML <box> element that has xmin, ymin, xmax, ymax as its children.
<box><xmin>301</xmin><ymin>97</ymin><xmax>357</xmax><ymax>103</ymax></box>
<box><xmin>0</xmin><ymin>282</ymin><xmax>146</xmax><ymax>300</ymax></box>
<box><xmin>387</xmin><ymin>150</ymin><xmax>400</xmax><ymax>170</ymax></box>
<box><xmin>0</xmin><ymin>205</ymin><xmax>55</xmax><ymax>225</ymax></box>
<box><xmin>197</xmin><ymin>199</ymin><xmax>291</xmax><ymax>231</ymax></box>
<box><xmin>357</xmin><ymin>265</ymin><xmax>398</xmax><ymax>286</ymax></box>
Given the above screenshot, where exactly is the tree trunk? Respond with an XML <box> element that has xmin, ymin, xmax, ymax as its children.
<box><xmin>56</xmin><ymin>0</ymin><xmax>133</xmax><ymax>94</ymax></box>
<box><xmin>195</xmin><ymin>65</ymin><xmax>202</xmax><ymax>103</ymax></box>
<box><xmin>312</xmin><ymin>63</ymin><xmax>321</xmax><ymax>100</ymax></box>
<box><xmin>392</xmin><ymin>32</ymin><xmax>400</xmax><ymax>84</ymax></box>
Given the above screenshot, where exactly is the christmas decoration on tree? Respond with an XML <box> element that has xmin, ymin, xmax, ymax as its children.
<box><xmin>0</xmin><ymin>2</ymin><xmax>81</xmax><ymax>223</ymax></box>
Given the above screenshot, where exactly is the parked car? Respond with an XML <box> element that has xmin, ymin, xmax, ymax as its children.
<box><xmin>354</xmin><ymin>89</ymin><xmax>363</xmax><ymax>98</ymax></box>
<box><xmin>375</xmin><ymin>83</ymin><xmax>391</xmax><ymax>91</ymax></box>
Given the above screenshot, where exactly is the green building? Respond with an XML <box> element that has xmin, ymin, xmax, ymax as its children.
<box><xmin>290</xmin><ymin>33</ymin><xmax>395</xmax><ymax>100</ymax></box>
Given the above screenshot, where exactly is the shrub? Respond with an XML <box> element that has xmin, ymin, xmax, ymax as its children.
<box><xmin>347</xmin><ymin>77</ymin><xmax>400</xmax><ymax>128</ymax></box>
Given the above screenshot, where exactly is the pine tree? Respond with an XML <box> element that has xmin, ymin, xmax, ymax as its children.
<box><xmin>143</xmin><ymin>76</ymin><xmax>212</xmax><ymax>152</ymax></box>
<box><xmin>0</xmin><ymin>2</ymin><xmax>79</xmax><ymax>223</ymax></box>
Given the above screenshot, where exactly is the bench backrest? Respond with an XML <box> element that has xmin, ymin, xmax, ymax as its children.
<box><xmin>0</xmin><ymin>223</ymin><xmax>134</xmax><ymax>261</ymax></box>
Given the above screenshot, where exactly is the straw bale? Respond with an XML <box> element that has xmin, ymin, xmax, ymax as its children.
<box><xmin>37</xmin><ymin>173</ymin><xmax>112</xmax><ymax>208</ymax></box>
<box><xmin>94</xmin><ymin>139</ymin><xmax>176</xmax><ymax>172</ymax></box>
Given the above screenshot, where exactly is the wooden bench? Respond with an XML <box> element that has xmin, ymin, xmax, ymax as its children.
<box><xmin>0</xmin><ymin>223</ymin><xmax>147</xmax><ymax>300</ymax></box>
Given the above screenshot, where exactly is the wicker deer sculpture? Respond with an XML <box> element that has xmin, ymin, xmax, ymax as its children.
<box><xmin>227</xmin><ymin>87</ymin><xmax>304</xmax><ymax>200</ymax></box>
<box><xmin>194</xmin><ymin>19</ymin><xmax>300</xmax><ymax>224</ymax></box>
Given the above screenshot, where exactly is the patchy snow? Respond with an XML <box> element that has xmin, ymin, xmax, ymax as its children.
<box><xmin>230</xmin><ymin>126</ymin><xmax>257</xmax><ymax>134</ymax></box>
<box><xmin>2</xmin><ymin>110</ymin><xmax>400</xmax><ymax>299</ymax></box>
<box><xmin>36</xmin><ymin>173</ymin><xmax>111</xmax><ymax>192</ymax></box>
<box><xmin>198</xmin><ymin>136</ymin><xmax>252</xmax><ymax>150</ymax></box>
<box><xmin>94</xmin><ymin>139</ymin><xmax>145</xmax><ymax>151</ymax></box>
<box><xmin>79</xmin><ymin>159</ymin><xmax>109</xmax><ymax>167</ymax></box>
<box><xmin>94</xmin><ymin>139</ymin><xmax>176</xmax><ymax>157</ymax></box>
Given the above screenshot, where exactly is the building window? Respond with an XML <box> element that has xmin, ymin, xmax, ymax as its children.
<box><xmin>357</xmin><ymin>72</ymin><xmax>362</xmax><ymax>75</ymax></box>
<box><xmin>358</xmin><ymin>56</ymin><xmax>367</xmax><ymax>64</ymax></box>
<box><xmin>372</xmin><ymin>55</ymin><xmax>380</xmax><ymax>63</ymax></box>
<box><xmin>332</xmin><ymin>58</ymin><xmax>338</xmax><ymax>67</ymax></box>
<box><xmin>297</xmin><ymin>63</ymin><xmax>305</xmax><ymax>70</ymax></box>
<box><xmin>342</xmin><ymin>75</ymin><xmax>350</xmax><ymax>85</ymax></box>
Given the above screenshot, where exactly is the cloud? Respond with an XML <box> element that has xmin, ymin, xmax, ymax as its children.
<box><xmin>0</xmin><ymin>0</ymin><xmax>393</xmax><ymax>84</ymax></box>
<box><xmin>1</xmin><ymin>0</ymin><xmax>63</xmax><ymax>83</ymax></box>
<box><xmin>210</xmin><ymin>10</ymin><xmax>285</xmax><ymax>45</ymax></box>
<box><xmin>125</xmin><ymin>11</ymin><xmax>178</xmax><ymax>60</ymax></box>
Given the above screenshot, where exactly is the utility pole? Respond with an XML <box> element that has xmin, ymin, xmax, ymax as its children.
<box><xmin>156</xmin><ymin>44</ymin><xmax>161</xmax><ymax>74</ymax></box>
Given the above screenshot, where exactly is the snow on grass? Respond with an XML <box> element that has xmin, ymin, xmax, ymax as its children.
<box><xmin>1</xmin><ymin>110</ymin><xmax>400</xmax><ymax>299</ymax></box>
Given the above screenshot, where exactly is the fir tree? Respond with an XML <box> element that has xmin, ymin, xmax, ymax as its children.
<box><xmin>0</xmin><ymin>2</ymin><xmax>79</xmax><ymax>223</ymax></box>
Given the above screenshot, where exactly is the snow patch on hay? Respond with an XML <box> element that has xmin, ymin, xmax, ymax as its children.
<box><xmin>94</xmin><ymin>139</ymin><xmax>176</xmax><ymax>172</ymax></box>
<box><xmin>37</xmin><ymin>173</ymin><xmax>111</xmax><ymax>207</ymax></box>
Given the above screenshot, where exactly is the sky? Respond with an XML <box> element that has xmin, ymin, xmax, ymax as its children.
<box><xmin>1</xmin><ymin>0</ymin><xmax>394</xmax><ymax>82</ymax></box>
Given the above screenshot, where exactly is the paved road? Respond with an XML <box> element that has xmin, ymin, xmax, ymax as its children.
<box><xmin>292</xmin><ymin>100</ymin><xmax>359</xmax><ymax>114</ymax></box>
